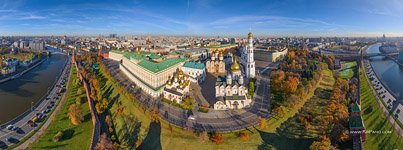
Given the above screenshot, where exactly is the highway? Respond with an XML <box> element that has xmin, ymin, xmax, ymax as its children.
<box><xmin>0</xmin><ymin>57</ymin><xmax>71</xmax><ymax>149</ymax></box>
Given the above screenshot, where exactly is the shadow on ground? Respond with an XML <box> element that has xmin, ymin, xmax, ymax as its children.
<box><xmin>256</xmin><ymin>128</ymin><xmax>314</xmax><ymax>150</ymax></box>
<box><xmin>138</xmin><ymin>121</ymin><xmax>162</xmax><ymax>150</ymax></box>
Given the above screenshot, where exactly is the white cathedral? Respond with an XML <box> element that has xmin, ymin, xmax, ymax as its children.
<box><xmin>240</xmin><ymin>32</ymin><xmax>256</xmax><ymax>78</ymax></box>
<box><xmin>213</xmin><ymin>32</ymin><xmax>255</xmax><ymax>110</ymax></box>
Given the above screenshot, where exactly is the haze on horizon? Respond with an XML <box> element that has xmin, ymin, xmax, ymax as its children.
<box><xmin>0</xmin><ymin>0</ymin><xmax>403</xmax><ymax>37</ymax></box>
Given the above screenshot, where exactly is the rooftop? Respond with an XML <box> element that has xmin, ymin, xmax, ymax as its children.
<box><xmin>112</xmin><ymin>50</ymin><xmax>188</xmax><ymax>73</ymax></box>
<box><xmin>349</xmin><ymin>115</ymin><xmax>365</xmax><ymax>129</ymax></box>
<box><xmin>183</xmin><ymin>62</ymin><xmax>205</xmax><ymax>70</ymax></box>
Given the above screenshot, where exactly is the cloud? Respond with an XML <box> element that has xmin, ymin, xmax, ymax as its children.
<box><xmin>0</xmin><ymin>10</ymin><xmax>47</xmax><ymax>20</ymax></box>
<box><xmin>211</xmin><ymin>15</ymin><xmax>335</xmax><ymax>27</ymax></box>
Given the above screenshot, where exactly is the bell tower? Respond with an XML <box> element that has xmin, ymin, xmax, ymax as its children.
<box><xmin>245</xmin><ymin>32</ymin><xmax>255</xmax><ymax>78</ymax></box>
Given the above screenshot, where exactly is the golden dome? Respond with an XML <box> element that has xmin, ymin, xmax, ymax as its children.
<box><xmin>219</xmin><ymin>51</ymin><xmax>224</xmax><ymax>57</ymax></box>
<box><xmin>231</xmin><ymin>57</ymin><xmax>240</xmax><ymax>72</ymax></box>
<box><xmin>179</xmin><ymin>69</ymin><xmax>184</xmax><ymax>75</ymax></box>
<box><xmin>248</xmin><ymin>32</ymin><xmax>253</xmax><ymax>39</ymax></box>
<box><xmin>211</xmin><ymin>52</ymin><xmax>216</xmax><ymax>57</ymax></box>
<box><xmin>137</xmin><ymin>50</ymin><xmax>141</xmax><ymax>54</ymax></box>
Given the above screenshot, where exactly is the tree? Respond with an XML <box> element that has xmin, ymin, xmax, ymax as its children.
<box><xmin>330</xmin><ymin>123</ymin><xmax>349</xmax><ymax>143</ymax></box>
<box><xmin>199</xmin><ymin>131</ymin><xmax>209</xmax><ymax>142</ymax></box>
<box><xmin>309</xmin><ymin>136</ymin><xmax>331</xmax><ymax>150</ymax></box>
<box><xmin>273</xmin><ymin>105</ymin><xmax>287</xmax><ymax>118</ymax></box>
<box><xmin>258</xmin><ymin>117</ymin><xmax>268</xmax><ymax>129</ymax></box>
<box><xmin>68</xmin><ymin>104</ymin><xmax>84</xmax><ymax>125</ymax></box>
<box><xmin>211</xmin><ymin>133</ymin><xmax>223</xmax><ymax>144</ymax></box>
<box><xmin>95</xmin><ymin>133</ymin><xmax>115</xmax><ymax>150</ymax></box>
<box><xmin>285</xmin><ymin>76</ymin><xmax>300</xmax><ymax>95</ymax></box>
<box><xmin>182</xmin><ymin>97</ymin><xmax>194</xmax><ymax>110</ymax></box>
<box><xmin>239</xmin><ymin>132</ymin><xmax>249</xmax><ymax>141</ymax></box>
<box><xmin>334</xmin><ymin>104</ymin><xmax>349</xmax><ymax>122</ymax></box>
<box><xmin>248</xmin><ymin>81</ymin><xmax>255</xmax><ymax>96</ymax></box>
<box><xmin>76</xmin><ymin>97</ymin><xmax>82</xmax><ymax>104</ymax></box>
<box><xmin>271</xmin><ymin>70</ymin><xmax>285</xmax><ymax>91</ymax></box>
<box><xmin>77</xmin><ymin>88</ymin><xmax>83</xmax><ymax>95</ymax></box>
<box><xmin>96</xmin><ymin>98</ymin><xmax>109</xmax><ymax>114</ymax></box>
<box><xmin>105</xmin><ymin>115</ymin><xmax>112</xmax><ymax>127</ymax></box>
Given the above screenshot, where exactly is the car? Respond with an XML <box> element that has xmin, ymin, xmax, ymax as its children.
<box><xmin>32</xmin><ymin>116</ymin><xmax>39</xmax><ymax>123</ymax></box>
<box><xmin>6</xmin><ymin>137</ymin><xmax>19</xmax><ymax>144</ymax></box>
<box><xmin>0</xmin><ymin>141</ymin><xmax>7</xmax><ymax>149</ymax></box>
<box><xmin>38</xmin><ymin>114</ymin><xmax>46</xmax><ymax>120</ymax></box>
<box><xmin>43</xmin><ymin>109</ymin><xmax>51</xmax><ymax>114</ymax></box>
<box><xmin>188</xmin><ymin>115</ymin><xmax>196</xmax><ymax>120</ymax></box>
<box><xmin>6</xmin><ymin>125</ymin><xmax>14</xmax><ymax>130</ymax></box>
<box><xmin>50</xmin><ymin>101</ymin><xmax>56</xmax><ymax>104</ymax></box>
<box><xmin>27</xmin><ymin>120</ymin><xmax>35</xmax><ymax>127</ymax></box>
<box><xmin>47</xmin><ymin>105</ymin><xmax>53</xmax><ymax>109</ymax></box>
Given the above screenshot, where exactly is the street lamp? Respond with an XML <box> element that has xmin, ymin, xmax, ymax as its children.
<box><xmin>31</xmin><ymin>101</ymin><xmax>34</xmax><ymax>112</ymax></box>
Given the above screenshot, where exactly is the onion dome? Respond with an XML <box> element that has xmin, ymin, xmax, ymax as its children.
<box><xmin>219</xmin><ymin>51</ymin><xmax>224</xmax><ymax>57</ymax></box>
<box><xmin>231</xmin><ymin>57</ymin><xmax>240</xmax><ymax>72</ymax></box>
<box><xmin>179</xmin><ymin>69</ymin><xmax>184</xmax><ymax>75</ymax></box>
<box><xmin>248</xmin><ymin>32</ymin><xmax>253</xmax><ymax>39</ymax></box>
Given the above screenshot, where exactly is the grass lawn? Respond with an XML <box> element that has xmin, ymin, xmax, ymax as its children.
<box><xmin>359</xmin><ymin>66</ymin><xmax>403</xmax><ymax>149</ymax></box>
<box><xmin>28</xmin><ymin>65</ymin><xmax>93</xmax><ymax>150</ymax></box>
<box><xmin>339</xmin><ymin>61</ymin><xmax>357</xmax><ymax>79</ymax></box>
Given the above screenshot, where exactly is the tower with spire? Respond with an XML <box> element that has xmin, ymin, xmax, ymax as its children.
<box><xmin>241</xmin><ymin>32</ymin><xmax>256</xmax><ymax>78</ymax></box>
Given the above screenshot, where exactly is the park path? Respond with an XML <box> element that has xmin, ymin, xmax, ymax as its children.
<box><xmin>361</xmin><ymin>61</ymin><xmax>403</xmax><ymax>137</ymax></box>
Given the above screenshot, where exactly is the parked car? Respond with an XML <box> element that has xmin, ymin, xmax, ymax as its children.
<box><xmin>27</xmin><ymin>120</ymin><xmax>35</xmax><ymax>127</ymax></box>
<box><xmin>43</xmin><ymin>109</ymin><xmax>51</xmax><ymax>114</ymax></box>
<box><xmin>0</xmin><ymin>141</ymin><xmax>7</xmax><ymax>149</ymax></box>
<box><xmin>6</xmin><ymin>137</ymin><xmax>19</xmax><ymax>144</ymax></box>
<box><xmin>31</xmin><ymin>116</ymin><xmax>39</xmax><ymax>123</ymax></box>
<box><xmin>6</xmin><ymin>125</ymin><xmax>17</xmax><ymax>131</ymax></box>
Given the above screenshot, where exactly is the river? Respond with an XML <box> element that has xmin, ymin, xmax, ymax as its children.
<box><xmin>0</xmin><ymin>50</ymin><xmax>67</xmax><ymax>123</ymax></box>
<box><xmin>367</xmin><ymin>43</ymin><xmax>403</xmax><ymax>102</ymax></box>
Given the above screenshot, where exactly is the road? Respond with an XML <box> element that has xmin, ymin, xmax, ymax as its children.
<box><xmin>103</xmin><ymin>59</ymin><xmax>273</xmax><ymax>132</ymax></box>
<box><xmin>0</xmin><ymin>57</ymin><xmax>71</xmax><ymax>149</ymax></box>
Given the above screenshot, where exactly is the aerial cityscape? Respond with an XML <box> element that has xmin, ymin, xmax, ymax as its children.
<box><xmin>1</xmin><ymin>0</ymin><xmax>403</xmax><ymax>150</ymax></box>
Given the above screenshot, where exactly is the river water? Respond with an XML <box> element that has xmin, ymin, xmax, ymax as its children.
<box><xmin>0</xmin><ymin>50</ymin><xmax>67</xmax><ymax>123</ymax></box>
<box><xmin>367</xmin><ymin>43</ymin><xmax>403</xmax><ymax>102</ymax></box>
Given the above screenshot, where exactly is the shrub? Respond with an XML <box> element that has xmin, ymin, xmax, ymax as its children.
<box><xmin>53</xmin><ymin>131</ymin><xmax>64</xmax><ymax>142</ymax></box>
<box><xmin>75</xmin><ymin>97</ymin><xmax>82</xmax><ymax>104</ymax></box>
<box><xmin>239</xmin><ymin>132</ymin><xmax>249</xmax><ymax>141</ymax></box>
<box><xmin>198</xmin><ymin>107</ymin><xmax>209</xmax><ymax>113</ymax></box>
<box><xmin>68</xmin><ymin>104</ymin><xmax>84</xmax><ymax>125</ymax></box>
<box><xmin>199</xmin><ymin>131</ymin><xmax>209</xmax><ymax>142</ymax></box>
<box><xmin>76</xmin><ymin>88</ymin><xmax>83</xmax><ymax>95</ymax></box>
<box><xmin>210</xmin><ymin>133</ymin><xmax>223</xmax><ymax>144</ymax></box>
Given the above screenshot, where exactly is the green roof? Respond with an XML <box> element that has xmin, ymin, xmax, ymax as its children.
<box><xmin>349</xmin><ymin>115</ymin><xmax>364</xmax><ymax>129</ymax></box>
<box><xmin>202</xmin><ymin>44</ymin><xmax>237</xmax><ymax>49</ymax></box>
<box><xmin>351</xmin><ymin>103</ymin><xmax>361</xmax><ymax>112</ymax></box>
<box><xmin>138</xmin><ymin>57</ymin><xmax>187</xmax><ymax>73</ymax></box>
<box><xmin>112</xmin><ymin>50</ymin><xmax>187</xmax><ymax>73</ymax></box>
<box><xmin>183</xmin><ymin>62</ymin><xmax>205</xmax><ymax>70</ymax></box>
<box><xmin>123</xmin><ymin>52</ymin><xmax>164</xmax><ymax>60</ymax></box>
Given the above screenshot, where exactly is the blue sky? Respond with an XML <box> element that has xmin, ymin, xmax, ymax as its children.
<box><xmin>0</xmin><ymin>0</ymin><xmax>403</xmax><ymax>37</ymax></box>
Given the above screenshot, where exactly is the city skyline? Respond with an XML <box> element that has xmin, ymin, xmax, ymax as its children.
<box><xmin>1</xmin><ymin>0</ymin><xmax>403</xmax><ymax>37</ymax></box>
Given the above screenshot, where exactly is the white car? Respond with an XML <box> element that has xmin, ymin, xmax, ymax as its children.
<box><xmin>188</xmin><ymin>115</ymin><xmax>196</xmax><ymax>120</ymax></box>
<box><xmin>6</xmin><ymin>125</ymin><xmax>17</xmax><ymax>131</ymax></box>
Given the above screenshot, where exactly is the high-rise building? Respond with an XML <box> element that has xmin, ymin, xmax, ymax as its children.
<box><xmin>240</xmin><ymin>32</ymin><xmax>256</xmax><ymax>78</ymax></box>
